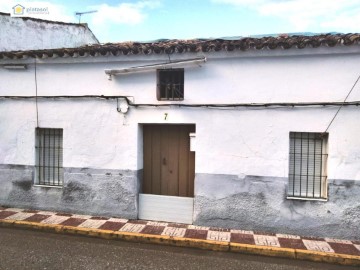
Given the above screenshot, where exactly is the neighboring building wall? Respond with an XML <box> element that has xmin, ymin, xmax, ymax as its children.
<box><xmin>0</xmin><ymin>47</ymin><xmax>360</xmax><ymax>239</ymax></box>
<box><xmin>0</xmin><ymin>12</ymin><xmax>99</xmax><ymax>51</ymax></box>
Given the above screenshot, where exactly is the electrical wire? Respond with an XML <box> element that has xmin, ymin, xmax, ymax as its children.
<box><xmin>34</xmin><ymin>59</ymin><xmax>39</xmax><ymax>127</ymax></box>
<box><xmin>1</xmin><ymin>95</ymin><xmax>360</xmax><ymax>108</ymax></box>
<box><xmin>324</xmin><ymin>74</ymin><xmax>360</xmax><ymax>133</ymax></box>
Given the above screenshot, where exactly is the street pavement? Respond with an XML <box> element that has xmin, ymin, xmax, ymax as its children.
<box><xmin>0</xmin><ymin>227</ymin><xmax>357</xmax><ymax>270</ymax></box>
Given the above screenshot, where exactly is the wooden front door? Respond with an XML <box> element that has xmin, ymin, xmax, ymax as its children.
<box><xmin>143</xmin><ymin>124</ymin><xmax>195</xmax><ymax>197</ymax></box>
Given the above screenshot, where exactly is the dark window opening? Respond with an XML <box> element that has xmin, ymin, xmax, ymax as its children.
<box><xmin>157</xmin><ymin>69</ymin><xmax>184</xmax><ymax>100</ymax></box>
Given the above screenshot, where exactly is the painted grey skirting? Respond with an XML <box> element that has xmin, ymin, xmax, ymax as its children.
<box><xmin>1</xmin><ymin>164</ymin><xmax>359</xmax><ymax>240</ymax></box>
<box><xmin>193</xmin><ymin>173</ymin><xmax>360</xmax><ymax>240</ymax></box>
<box><xmin>0</xmin><ymin>164</ymin><xmax>141</xmax><ymax>219</ymax></box>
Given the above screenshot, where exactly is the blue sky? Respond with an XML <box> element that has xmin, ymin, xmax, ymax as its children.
<box><xmin>1</xmin><ymin>0</ymin><xmax>360</xmax><ymax>43</ymax></box>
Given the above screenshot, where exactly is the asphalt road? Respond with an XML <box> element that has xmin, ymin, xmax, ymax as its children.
<box><xmin>0</xmin><ymin>227</ymin><xmax>357</xmax><ymax>270</ymax></box>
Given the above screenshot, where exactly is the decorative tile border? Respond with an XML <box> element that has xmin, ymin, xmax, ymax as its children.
<box><xmin>0</xmin><ymin>206</ymin><xmax>359</xmax><ymax>257</ymax></box>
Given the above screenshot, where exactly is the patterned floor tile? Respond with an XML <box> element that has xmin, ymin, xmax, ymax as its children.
<box><xmin>37</xmin><ymin>211</ymin><xmax>57</xmax><ymax>215</ymax></box>
<box><xmin>302</xmin><ymin>236</ymin><xmax>325</xmax><ymax>241</ymax></box>
<box><xmin>303</xmin><ymin>240</ymin><xmax>334</xmax><ymax>253</ymax></box>
<box><xmin>184</xmin><ymin>229</ymin><xmax>208</xmax><ymax>240</ymax></box>
<box><xmin>108</xmin><ymin>218</ymin><xmax>129</xmax><ymax>223</ymax></box>
<box><xmin>276</xmin><ymin>234</ymin><xmax>300</xmax><ymax>239</ymax></box>
<box><xmin>99</xmin><ymin>221</ymin><xmax>125</xmax><ymax>231</ymax></box>
<box><xmin>167</xmin><ymin>223</ymin><xmax>188</xmax><ymax>228</ymax></box>
<box><xmin>231</xmin><ymin>233</ymin><xmax>256</xmax><ymax>245</ymax></box>
<box><xmin>127</xmin><ymin>220</ymin><xmax>148</xmax><ymax>225</ymax></box>
<box><xmin>61</xmin><ymin>218</ymin><xmax>87</xmax><ymax>227</ymax></box>
<box><xmin>141</xmin><ymin>225</ymin><xmax>165</xmax><ymax>235</ymax></box>
<box><xmin>0</xmin><ymin>211</ymin><xmax>18</xmax><ymax>219</ymax></box>
<box><xmin>119</xmin><ymin>223</ymin><xmax>146</xmax><ymax>233</ymax></box>
<box><xmin>147</xmin><ymin>221</ymin><xmax>168</xmax><ymax>227</ymax></box>
<box><xmin>207</xmin><ymin>231</ymin><xmax>231</xmax><ymax>242</ymax></box>
<box><xmin>324</xmin><ymin>238</ymin><xmax>352</xmax><ymax>244</ymax></box>
<box><xmin>278</xmin><ymin>238</ymin><xmax>306</xmax><ymax>249</ymax></box>
<box><xmin>188</xmin><ymin>225</ymin><xmax>210</xmax><ymax>230</ymax></box>
<box><xmin>254</xmin><ymin>235</ymin><xmax>281</xmax><ymax>247</ymax></box>
<box><xmin>4</xmin><ymin>212</ymin><xmax>35</xmax><ymax>221</ymax></box>
<box><xmin>25</xmin><ymin>214</ymin><xmax>52</xmax><ymax>223</ymax></box>
<box><xmin>161</xmin><ymin>227</ymin><xmax>186</xmax><ymax>237</ymax></box>
<box><xmin>78</xmin><ymin>219</ymin><xmax>107</xmax><ymax>229</ymax></box>
<box><xmin>41</xmin><ymin>215</ymin><xmax>70</xmax><ymax>225</ymax></box>
<box><xmin>2</xmin><ymin>205</ymin><xmax>359</xmax><ymax>259</ymax></box>
<box><xmin>55</xmin><ymin>213</ymin><xmax>73</xmax><ymax>217</ymax></box>
<box><xmin>23</xmin><ymin>210</ymin><xmax>39</xmax><ymax>213</ymax></box>
<box><xmin>90</xmin><ymin>216</ymin><xmax>109</xmax><ymax>220</ymax></box>
<box><xmin>71</xmin><ymin>214</ymin><xmax>92</xmax><ymax>219</ymax></box>
<box><xmin>231</xmin><ymin>229</ymin><xmax>254</xmax><ymax>235</ymax></box>
<box><xmin>254</xmin><ymin>231</ymin><xmax>276</xmax><ymax>236</ymax></box>
<box><xmin>209</xmin><ymin>227</ymin><xmax>230</xmax><ymax>232</ymax></box>
<box><xmin>328</xmin><ymin>242</ymin><xmax>360</xmax><ymax>256</ymax></box>
<box><xmin>5</xmin><ymin>208</ymin><xmax>23</xmax><ymax>212</ymax></box>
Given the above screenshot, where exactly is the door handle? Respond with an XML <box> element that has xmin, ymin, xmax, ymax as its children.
<box><xmin>163</xmin><ymin>157</ymin><xmax>167</xmax><ymax>165</ymax></box>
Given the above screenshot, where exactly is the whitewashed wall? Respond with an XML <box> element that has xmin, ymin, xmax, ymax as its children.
<box><xmin>0</xmin><ymin>14</ymin><xmax>98</xmax><ymax>51</ymax></box>
<box><xmin>1</xmin><ymin>47</ymin><xmax>360</xmax><ymax>179</ymax></box>
<box><xmin>1</xmin><ymin>46</ymin><xmax>360</xmax><ymax>238</ymax></box>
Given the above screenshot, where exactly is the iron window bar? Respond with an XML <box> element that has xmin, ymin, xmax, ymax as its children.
<box><xmin>288</xmin><ymin>132</ymin><xmax>328</xmax><ymax>199</ymax></box>
<box><xmin>157</xmin><ymin>69</ymin><xmax>184</xmax><ymax>100</ymax></box>
<box><xmin>35</xmin><ymin>128</ymin><xmax>63</xmax><ymax>186</ymax></box>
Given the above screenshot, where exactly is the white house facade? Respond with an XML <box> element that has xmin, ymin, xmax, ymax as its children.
<box><xmin>0</xmin><ymin>34</ymin><xmax>360</xmax><ymax>240</ymax></box>
<box><xmin>0</xmin><ymin>12</ymin><xmax>99</xmax><ymax>51</ymax></box>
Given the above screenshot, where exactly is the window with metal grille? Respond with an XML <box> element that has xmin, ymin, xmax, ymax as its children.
<box><xmin>157</xmin><ymin>69</ymin><xmax>184</xmax><ymax>100</ymax></box>
<box><xmin>35</xmin><ymin>128</ymin><xmax>63</xmax><ymax>186</ymax></box>
<box><xmin>288</xmin><ymin>132</ymin><xmax>328</xmax><ymax>199</ymax></box>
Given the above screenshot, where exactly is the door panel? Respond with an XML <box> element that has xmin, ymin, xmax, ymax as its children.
<box><xmin>143</xmin><ymin>124</ymin><xmax>195</xmax><ymax>197</ymax></box>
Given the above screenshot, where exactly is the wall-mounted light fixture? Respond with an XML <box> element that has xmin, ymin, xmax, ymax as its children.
<box><xmin>3</xmin><ymin>64</ymin><xmax>27</xmax><ymax>70</ymax></box>
<box><xmin>117</xmin><ymin>98</ymin><xmax>129</xmax><ymax>114</ymax></box>
<box><xmin>105</xmin><ymin>57</ymin><xmax>206</xmax><ymax>80</ymax></box>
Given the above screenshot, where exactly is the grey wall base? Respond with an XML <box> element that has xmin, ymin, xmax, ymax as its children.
<box><xmin>1</xmin><ymin>165</ymin><xmax>359</xmax><ymax>240</ymax></box>
<box><xmin>0</xmin><ymin>165</ymin><xmax>141</xmax><ymax>219</ymax></box>
<box><xmin>193</xmin><ymin>173</ymin><xmax>360</xmax><ymax>240</ymax></box>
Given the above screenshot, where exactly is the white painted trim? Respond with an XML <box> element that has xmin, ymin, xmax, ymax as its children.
<box><xmin>33</xmin><ymin>184</ymin><xmax>63</xmax><ymax>189</ymax></box>
<box><xmin>286</xmin><ymin>196</ymin><xmax>328</xmax><ymax>202</ymax></box>
<box><xmin>139</xmin><ymin>194</ymin><xmax>194</xmax><ymax>224</ymax></box>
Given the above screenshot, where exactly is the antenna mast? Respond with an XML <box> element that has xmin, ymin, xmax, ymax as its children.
<box><xmin>75</xmin><ymin>10</ymin><xmax>97</xmax><ymax>23</ymax></box>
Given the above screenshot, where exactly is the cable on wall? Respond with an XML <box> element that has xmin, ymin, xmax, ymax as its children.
<box><xmin>34</xmin><ymin>58</ymin><xmax>39</xmax><ymax>128</ymax></box>
<box><xmin>1</xmin><ymin>95</ymin><xmax>360</xmax><ymax>108</ymax></box>
<box><xmin>324</xmin><ymin>74</ymin><xmax>360</xmax><ymax>133</ymax></box>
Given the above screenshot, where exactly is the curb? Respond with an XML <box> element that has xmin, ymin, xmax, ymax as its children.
<box><xmin>1</xmin><ymin>219</ymin><xmax>359</xmax><ymax>266</ymax></box>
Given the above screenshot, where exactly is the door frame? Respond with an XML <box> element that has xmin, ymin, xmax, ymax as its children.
<box><xmin>138</xmin><ymin>123</ymin><xmax>196</xmax><ymax>223</ymax></box>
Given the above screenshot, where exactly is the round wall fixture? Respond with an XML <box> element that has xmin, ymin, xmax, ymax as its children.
<box><xmin>119</xmin><ymin>100</ymin><xmax>129</xmax><ymax>113</ymax></box>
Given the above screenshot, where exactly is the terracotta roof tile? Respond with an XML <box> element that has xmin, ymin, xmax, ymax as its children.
<box><xmin>1</xmin><ymin>33</ymin><xmax>360</xmax><ymax>60</ymax></box>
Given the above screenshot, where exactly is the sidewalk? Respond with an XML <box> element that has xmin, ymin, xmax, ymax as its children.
<box><xmin>0</xmin><ymin>206</ymin><xmax>359</xmax><ymax>266</ymax></box>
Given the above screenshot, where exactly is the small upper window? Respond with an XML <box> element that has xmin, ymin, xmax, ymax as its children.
<box><xmin>157</xmin><ymin>69</ymin><xmax>184</xmax><ymax>101</ymax></box>
<box><xmin>288</xmin><ymin>132</ymin><xmax>328</xmax><ymax>200</ymax></box>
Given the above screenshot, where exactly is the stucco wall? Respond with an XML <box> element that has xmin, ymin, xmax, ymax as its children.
<box><xmin>0</xmin><ymin>48</ymin><xmax>360</xmax><ymax>238</ymax></box>
<box><xmin>194</xmin><ymin>174</ymin><xmax>360</xmax><ymax>240</ymax></box>
<box><xmin>0</xmin><ymin>14</ymin><xmax>98</xmax><ymax>51</ymax></box>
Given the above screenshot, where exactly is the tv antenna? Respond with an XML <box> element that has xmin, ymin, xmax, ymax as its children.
<box><xmin>75</xmin><ymin>10</ymin><xmax>97</xmax><ymax>23</ymax></box>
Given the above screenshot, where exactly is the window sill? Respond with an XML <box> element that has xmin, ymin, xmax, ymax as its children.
<box><xmin>286</xmin><ymin>196</ymin><xmax>328</xmax><ymax>202</ymax></box>
<box><xmin>34</xmin><ymin>184</ymin><xmax>63</xmax><ymax>189</ymax></box>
